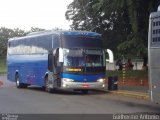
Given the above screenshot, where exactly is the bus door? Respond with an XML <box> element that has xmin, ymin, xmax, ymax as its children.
<box><xmin>48</xmin><ymin>51</ymin><xmax>54</xmax><ymax>89</ymax></box>
<box><xmin>48</xmin><ymin>48</ymin><xmax>63</xmax><ymax>88</ymax></box>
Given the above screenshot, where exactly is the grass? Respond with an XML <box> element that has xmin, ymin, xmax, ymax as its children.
<box><xmin>106</xmin><ymin>70</ymin><xmax>148</xmax><ymax>79</ymax></box>
<box><xmin>0</xmin><ymin>57</ymin><xmax>7</xmax><ymax>74</ymax></box>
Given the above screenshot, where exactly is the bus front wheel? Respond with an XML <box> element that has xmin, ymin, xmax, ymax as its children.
<box><xmin>45</xmin><ymin>76</ymin><xmax>54</xmax><ymax>93</ymax></box>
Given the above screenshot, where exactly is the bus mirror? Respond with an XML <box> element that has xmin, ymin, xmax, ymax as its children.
<box><xmin>48</xmin><ymin>51</ymin><xmax>53</xmax><ymax>72</ymax></box>
<box><xmin>105</xmin><ymin>49</ymin><xmax>114</xmax><ymax>63</ymax></box>
<box><xmin>59</xmin><ymin>48</ymin><xmax>64</xmax><ymax>63</ymax></box>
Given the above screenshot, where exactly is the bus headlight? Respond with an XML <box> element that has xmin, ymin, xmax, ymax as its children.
<box><xmin>62</xmin><ymin>78</ymin><xmax>74</xmax><ymax>82</ymax></box>
<box><xmin>97</xmin><ymin>78</ymin><xmax>105</xmax><ymax>83</ymax></box>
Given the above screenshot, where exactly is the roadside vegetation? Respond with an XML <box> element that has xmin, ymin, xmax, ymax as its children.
<box><xmin>65</xmin><ymin>0</ymin><xmax>160</xmax><ymax>58</ymax></box>
<box><xmin>0</xmin><ymin>57</ymin><xmax>6</xmax><ymax>74</ymax></box>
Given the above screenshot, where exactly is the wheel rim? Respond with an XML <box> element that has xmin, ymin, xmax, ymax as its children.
<box><xmin>16</xmin><ymin>76</ymin><xmax>20</xmax><ymax>87</ymax></box>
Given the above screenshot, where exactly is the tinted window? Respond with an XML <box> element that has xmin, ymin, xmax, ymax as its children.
<box><xmin>62</xmin><ymin>35</ymin><xmax>102</xmax><ymax>48</ymax></box>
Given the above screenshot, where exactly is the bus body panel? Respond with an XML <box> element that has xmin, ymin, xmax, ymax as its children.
<box><xmin>148</xmin><ymin>7</ymin><xmax>160</xmax><ymax>103</ymax></box>
<box><xmin>7</xmin><ymin>54</ymin><xmax>48</xmax><ymax>86</ymax></box>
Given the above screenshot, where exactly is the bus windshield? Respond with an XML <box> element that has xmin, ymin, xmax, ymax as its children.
<box><xmin>63</xmin><ymin>48</ymin><xmax>104</xmax><ymax>67</ymax></box>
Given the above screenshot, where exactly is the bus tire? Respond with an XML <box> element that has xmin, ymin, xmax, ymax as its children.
<box><xmin>15</xmin><ymin>74</ymin><xmax>23</xmax><ymax>88</ymax></box>
<box><xmin>45</xmin><ymin>76</ymin><xmax>54</xmax><ymax>93</ymax></box>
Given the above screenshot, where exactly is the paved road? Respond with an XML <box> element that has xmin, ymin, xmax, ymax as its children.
<box><xmin>0</xmin><ymin>75</ymin><xmax>160</xmax><ymax>114</ymax></box>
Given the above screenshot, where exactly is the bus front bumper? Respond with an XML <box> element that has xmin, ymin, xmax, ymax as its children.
<box><xmin>61</xmin><ymin>81</ymin><xmax>106</xmax><ymax>90</ymax></box>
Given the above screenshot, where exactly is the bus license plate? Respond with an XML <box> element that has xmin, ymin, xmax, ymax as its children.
<box><xmin>82</xmin><ymin>84</ymin><xmax>89</xmax><ymax>88</ymax></box>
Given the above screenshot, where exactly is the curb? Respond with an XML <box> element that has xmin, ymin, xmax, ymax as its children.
<box><xmin>108</xmin><ymin>90</ymin><xmax>149</xmax><ymax>100</ymax></box>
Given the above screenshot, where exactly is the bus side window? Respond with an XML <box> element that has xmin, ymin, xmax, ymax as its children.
<box><xmin>48</xmin><ymin>51</ymin><xmax>53</xmax><ymax>72</ymax></box>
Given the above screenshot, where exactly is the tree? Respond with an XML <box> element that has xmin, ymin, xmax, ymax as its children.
<box><xmin>29</xmin><ymin>27</ymin><xmax>46</xmax><ymax>33</ymax></box>
<box><xmin>0</xmin><ymin>27</ymin><xmax>27</xmax><ymax>56</ymax></box>
<box><xmin>66</xmin><ymin>0</ymin><xmax>160</xmax><ymax>58</ymax></box>
<box><xmin>66</xmin><ymin>0</ymin><xmax>132</xmax><ymax>57</ymax></box>
<box><xmin>117</xmin><ymin>0</ymin><xmax>160</xmax><ymax>57</ymax></box>
<box><xmin>0</xmin><ymin>26</ymin><xmax>63</xmax><ymax>56</ymax></box>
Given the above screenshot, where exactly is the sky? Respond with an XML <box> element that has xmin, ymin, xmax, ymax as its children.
<box><xmin>0</xmin><ymin>0</ymin><xmax>73</xmax><ymax>31</ymax></box>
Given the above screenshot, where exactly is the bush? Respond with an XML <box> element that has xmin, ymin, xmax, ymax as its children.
<box><xmin>0</xmin><ymin>57</ymin><xmax>6</xmax><ymax>74</ymax></box>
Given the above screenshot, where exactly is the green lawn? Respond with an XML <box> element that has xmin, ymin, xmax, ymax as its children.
<box><xmin>0</xmin><ymin>57</ymin><xmax>7</xmax><ymax>74</ymax></box>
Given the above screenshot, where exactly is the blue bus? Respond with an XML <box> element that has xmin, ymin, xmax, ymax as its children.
<box><xmin>7</xmin><ymin>31</ymin><xmax>107</xmax><ymax>93</ymax></box>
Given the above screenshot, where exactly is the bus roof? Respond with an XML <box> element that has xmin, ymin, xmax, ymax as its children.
<box><xmin>150</xmin><ymin>11</ymin><xmax>160</xmax><ymax>19</ymax></box>
<box><xmin>62</xmin><ymin>31</ymin><xmax>101</xmax><ymax>37</ymax></box>
<box><xmin>158</xmin><ymin>5</ymin><xmax>160</xmax><ymax>11</ymax></box>
<box><xmin>9</xmin><ymin>30</ymin><xmax>101</xmax><ymax>41</ymax></box>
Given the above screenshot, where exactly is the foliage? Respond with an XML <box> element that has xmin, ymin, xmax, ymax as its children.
<box><xmin>0</xmin><ymin>27</ymin><xmax>63</xmax><ymax>57</ymax></box>
<box><xmin>30</xmin><ymin>27</ymin><xmax>46</xmax><ymax>32</ymax></box>
<box><xmin>65</xmin><ymin>0</ymin><xmax>160</xmax><ymax>58</ymax></box>
<box><xmin>0</xmin><ymin>57</ymin><xmax>6</xmax><ymax>74</ymax></box>
<box><xmin>0</xmin><ymin>27</ymin><xmax>27</xmax><ymax>56</ymax></box>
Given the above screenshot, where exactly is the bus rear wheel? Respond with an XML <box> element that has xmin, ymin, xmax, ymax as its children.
<box><xmin>15</xmin><ymin>74</ymin><xmax>23</xmax><ymax>88</ymax></box>
<box><xmin>15</xmin><ymin>74</ymin><xmax>28</xmax><ymax>88</ymax></box>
